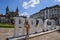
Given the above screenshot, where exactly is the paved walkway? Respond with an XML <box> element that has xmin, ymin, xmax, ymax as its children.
<box><xmin>29</xmin><ymin>31</ymin><xmax>60</xmax><ymax>40</ymax></box>
<box><xmin>0</xmin><ymin>26</ymin><xmax>60</xmax><ymax>40</ymax></box>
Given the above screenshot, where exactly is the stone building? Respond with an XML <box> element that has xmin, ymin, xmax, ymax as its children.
<box><xmin>30</xmin><ymin>5</ymin><xmax>60</xmax><ymax>25</ymax></box>
<box><xmin>0</xmin><ymin>6</ymin><xmax>19</xmax><ymax>24</ymax></box>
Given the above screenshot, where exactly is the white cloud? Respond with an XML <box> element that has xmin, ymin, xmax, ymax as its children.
<box><xmin>55</xmin><ymin>0</ymin><xmax>60</xmax><ymax>2</ymax></box>
<box><xmin>20</xmin><ymin>12</ymin><xmax>29</xmax><ymax>17</ymax></box>
<box><xmin>23</xmin><ymin>0</ymin><xmax>40</xmax><ymax>9</ymax></box>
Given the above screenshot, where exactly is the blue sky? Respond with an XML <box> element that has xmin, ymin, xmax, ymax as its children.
<box><xmin>0</xmin><ymin>0</ymin><xmax>60</xmax><ymax>17</ymax></box>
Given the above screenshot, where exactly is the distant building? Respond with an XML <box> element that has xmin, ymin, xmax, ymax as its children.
<box><xmin>30</xmin><ymin>5</ymin><xmax>60</xmax><ymax>25</ymax></box>
<box><xmin>0</xmin><ymin>6</ymin><xmax>19</xmax><ymax>24</ymax></box>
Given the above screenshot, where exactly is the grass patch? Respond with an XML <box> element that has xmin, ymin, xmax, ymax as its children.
<box><xmin>0</xmin><ymin>23</ymin><xmax>14</xmax><ymax>28</ymax></box>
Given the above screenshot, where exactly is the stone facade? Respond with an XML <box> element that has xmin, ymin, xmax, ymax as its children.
<box><xmin>30</xmin><ymin>5</ymin><xmax>60</xmax><ymax>25</ymax></box>
<box><xmin>0</xmin><ymin>6</ymin><xmax>19</xmax><ymax>24</ymax></box>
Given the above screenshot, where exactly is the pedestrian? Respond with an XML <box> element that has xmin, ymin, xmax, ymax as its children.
<box><xmin>24</xmin><ymin>20</ymin><xmax>30</xmax><ymax>40</ymax></box>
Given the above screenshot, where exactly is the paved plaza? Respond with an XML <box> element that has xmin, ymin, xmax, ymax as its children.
<box><xmin>0</xmin><ymin>26</ymin><xmax>60</xmax><ymax>40</ymax></box>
